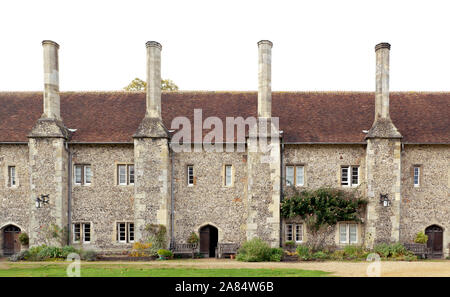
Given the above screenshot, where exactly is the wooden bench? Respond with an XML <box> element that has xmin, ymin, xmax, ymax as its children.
<box><xmin>403</xmin><ymin>243</ymin><xmax>430</xmax><ymax>259</ymax></box>
<box><xmin>215</xmin><ymin>243</ymin><xmax>239</xmax><ymax>259</ymax></box>
<box><xmin>171</xmin><ymin>243</ymin><xmax>199</xmax><ymax>259</ymax></box>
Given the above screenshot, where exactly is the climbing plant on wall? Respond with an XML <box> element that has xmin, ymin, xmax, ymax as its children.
<box><xmin>281</xmin><ymin>187</ymin><xmax>367</xmax><ymax>232</ymax></box>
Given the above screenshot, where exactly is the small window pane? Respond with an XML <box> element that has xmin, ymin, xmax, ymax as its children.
<box><xmin>351</xmin><ymin>167</ymin><xmax>359</xmax><ymax>185</ymax></box>
<box><xmin>286</xmin><ymin>166</ymin><xmax>294</xmax><ymax>186</ymax></box>
<box><xmin>73</xmin><ymin>223</ymin><xmax>81</xmax><ymax>242</ymax></box>
<box><xmin>75</xmin><ymin>166</ymin><xmax>82</xmax><ymax>184</ymax></box>
<box><xmin>118</xmin><ymin>223</ymin><xmax>126</xmax><ymax>242</ymax></box>
<box><xmin>187</xmin><ymin>166</ymin><xmax>194</xmax><ymax>186</ymax></box>
<box><xmin>118</xmin><ymin>165</ymin><xmax>127</xmax><ymax>185</ymax></box>
<box><xmin>9</xmin><ymin>166</ymin><xmax>16</xmax><ymax>186</ymax></box>
<box><xmin>83</xmin><ymin>223</ymin><xmax>91</xmax><ymax>243</ymax></box>
<box><xmin>349</xmin><ymin>224</ymin><xmax>357</xmax><ymax>244</ymax></box>
<box><xmin>414</xmin><ymin>167</ymin><xmax>420</xmax><ymax>186</ymax></box>
<box><xmin>286</xmin><ymin>224</ymin><xmax>293</xmax><ymax>241</ymax></box>
<box><xmin>295</xmin><ymin>224</ymin><xmax>303</xmax><ymax>242</ymax></box>
<box><xmin>128</xmin><ymin>223</ymin><xmax>134</xmax><ymax>242</ymax></box>
<box><xmin>339</xmin><ymin>224</ymin><xmax>347</xmax><ymax>243</ymax></box>
<box><xmin>128</xmin><ymin>165</ymin><xmax>135</xmax><ymax>184</ymax></box>
<box><xmin>225</xmin><ymin>165</ymin><xmax>232</xmax><ymax>186</ymax></box>
<box><xmin>296</xmin><ymin>166</ymin><xmax>304</xmax><ymax>186</ymax></box>
<box><xmin>341</xmin><ymin>167</ymin><xmax>349</xmax><ymax>186</ymax></box>
<box><xmin>85</xmin><ymin>166</ymin><xmax>92</xmax><ymax>184</ymax></box>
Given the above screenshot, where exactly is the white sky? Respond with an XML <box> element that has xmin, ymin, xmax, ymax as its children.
<box><xmin>1</xmin><ymin>0</ymin><xmax>450</xmax><ymax>91</ymax></box>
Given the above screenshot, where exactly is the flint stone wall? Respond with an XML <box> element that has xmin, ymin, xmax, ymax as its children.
<box><xmin>281</xmin><ymin>144</ymin><xmax>367</xmax><ymax>247</ymax></box>
<box><xmin>400</xmin><ymin>144</ymin><xmax>449</xmax><ymax>257</ymax></box>
<box><xmin>172</xmin><ymin>148</ymin><xmax>248</xmax><ymax>245</ymax></box>
<box><xmin>70</xmin><ymin>144</ymin><xmax>134</xmax><ymax>251</ymax></box>
<box><xmin>0</xmin><ymin>144</ymin><xmax>30</xmax><ymax>255</ymax></box>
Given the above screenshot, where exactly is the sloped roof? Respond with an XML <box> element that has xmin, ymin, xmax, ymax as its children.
<box><xmin>0</xmin><ymin>91</ymin><xmax>448</xmax><ymax>144</ymax></box>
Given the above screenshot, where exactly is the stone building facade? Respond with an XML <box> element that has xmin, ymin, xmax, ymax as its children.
<box><xmin>0</xmin><ymin>40</ymin><xmax>448</xmax><ymax>257</ymax></box>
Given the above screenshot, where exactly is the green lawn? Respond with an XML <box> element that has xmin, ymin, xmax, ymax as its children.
<box><xmin>0</xmin><ymin>263</ymin><xmax>330</xmax><ymax>277</ymax></box>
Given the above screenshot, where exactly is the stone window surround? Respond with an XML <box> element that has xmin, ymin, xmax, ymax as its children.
<box><xmin>73</xmin><ymin>164</ymin><xmax>92</xmax><ymax>186</ymax></box>
<box><xmin>187</xmin><ymin>164</ymin><xmax>195</xmax><ymax>187</ymax></box>
<box><xmin>6</xmin><ymin>164</ymin><xmax>18</xmax><ymax>188</ymax></box>
<box><xmin>412</xmin><ymin>164</ymin><xmax>422</xmax><ymax>187</ymax></box>
<box><xmin>335</xmin><ymin>222</ymin><xmax>361</xmax><ymax>246</ymax></box>
<box><xmin>115</xmin><ymin>221</ymin><xmax>134</xmax><ymax>243</ymax></box>
<box><xmin>72</xmin><ymin>222</ymin><xmax>92</xmax><ymax>244</ymax></box>
<box><xmin>115</xmin><ymin>163</ymin><xmax>135</xmax><ymax>186</ymax></box>
<box><xmin>284</xmin><ymin>164</ymin><xmax>306</xmax><ymax>187</ymax></box>
<box><xmin>222</xmin><ymin>164</ymin><xmax>234</xmax><ymax>187</ymax></box>
<box><xmin>340</xmin><ymin>165</ymin><xmax>360</xmax><ymax>187</ymax></box>
<box><xmin>285</xmin><ymin>223</ymin><xmax>304</xmax><ymax>243</ymax></box>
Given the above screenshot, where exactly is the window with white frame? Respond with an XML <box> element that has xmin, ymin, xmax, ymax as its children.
<box><xmin>73</xmin><ymin>223</ymin><xmax>91</xmax><ymax>243</ymax></box>
<box><xmin>128</xmin><ymin>165</ymin><xmax>135</xmax><ymax>185</ymax></box>
<box><xmin>339</xmin><ymin>223</ymin><xmax>358</xmax><ymax>244</ymax></box>
<box><xmin>285</xmin><ymin>223</ymin><xmax>303</xmax><ymax>243</ymax></box>
<box><xmin>413</xmin><ymin>166</ymin><xmax>420</xmax><ymax>187</ymax></box>
<box><xmin>224</xmin><ymin>165</ymin><xmax>232</xmax><ymax>186</ymax></box>
<box><xmin>295</xmin><ymin>224</ymin><xmax>303</xmax><ymax>242</ymax></box>
<box><xmin>341</xmin><ymin>166</ymin><xmax>359</xmax><ymax>187</ymax></box>
<box><xmin>117</xmin><ymin>222</ymin><xmax>134</xmax><ymax>243</ymax></box>
<box><xmin>74</xmin><ymin>164</ymin><xmax>92</xmax><ymax>185</ymax></box>
<box><xmin>187</xmin><ymin>165</ymin><xmax>194</xmax><ymax>186</ymax></box>
<box><xmin>286</xmin><ymin>165</ymin><xmax>305</xmax><ymax>186</ymax></box>
<box><xmin>117</xmin><ymin>164</ymin><xmax>134</xmax><ymax>185</ymax></box>
<box><xmin>8</xmin><ymin>166</ymin><xmax>16</xmax><ymax>187</ymax></box>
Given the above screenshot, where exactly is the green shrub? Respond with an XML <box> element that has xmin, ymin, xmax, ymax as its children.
<box><xmin>80</xmin><ymin>250</ymin><xmax>97</xmax><ymax>261</ymax></box>
<box><xmin>236</xmin><ymin>238</ymin><xmax>274</xmax><ymax>262</ymax></box>
<box><xmin>270</xmin><ymin>248</ymin><xmax>284</xmax><ymax>262</ymax></box>
<box><xmin>329</xmin><ymin>250</ymin><xmax>345</xmax><ymax>260</ymax></box>
<box><xmin>37</xmin><ymin>246</ymin><xmax>63</xmax><ymax>260</ymax></box>
<box><xmin>414</xmin><ymin>232</ymin><xmax>428</xmax><ymax>244</ymax></box>
<box><xmin>343</xmin><ymin>245</ymin><xmax>368</xmax><ymax>260</ymax></box>
<box><xmin>18</xmin><ymin>233</ymin><xmax>29</xmax><ymax>246</ymax></box>
<box><xmin>13</xmin><ymin>245</ymin><xmax>82</xmax><ymax>261</ymax></box>
<box><xmin>187</xmin><ymin>232</ymin><xmax>199</xmax><ymax>244</ymax></box>
<box><xmin>144</xmin><ymin>224</ymin><xmax>168</xmax><ymax>256</ymax></box>
<box><xmin>296</xmin><ymin>244</ymin><xmax>313</xmax><ymax>261</ymax></box>
<box><xmin>373</xmin><ymin>242</ymin><xmax>412</xmax><ymax>259</ymax></box>
<box><xmin>284</xmin><ymin>241</ymin><xmax>295</xmax><ymax>247</ymax></box>
<box><xmin>157</xmin><ymin>249</ymin><xmax>173</xmax><ymax>259</ymax></box>
<box><xmin>61</xmin><ymin>245</ymin><xmax>79</xmax><ymax>258</ymax></box>
<box><xmin>312</xmin><ymin>251</ymin><xmax>329</xmax><ymax>260</ymax></box>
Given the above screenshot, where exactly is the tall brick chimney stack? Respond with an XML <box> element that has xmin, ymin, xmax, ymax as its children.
<box><xmin>366</xmin><ymin>42</ymin><xmax>401</xmax><ymax>139</ymax></box>
<box><xmin>257</xmin><ymin>40</ymin><xmax>272</xmax><ymax>118</ymax></box>
<box><xmin>42</xmin><ymin>40</ymin><xmax>61</xmax><ymax>120</ymax></box>
<box><xmin>146</xmin><ymin>41</ymin><xmax>162</xmax><ymax>119</ymax></box>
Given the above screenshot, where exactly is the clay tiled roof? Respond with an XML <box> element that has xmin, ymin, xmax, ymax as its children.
<box><xmin>0</xmin><ymin>91</ymin><xmax>448</xmax><ymax>144</ymax></box>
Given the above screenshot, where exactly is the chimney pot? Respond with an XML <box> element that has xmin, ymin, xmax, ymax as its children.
<box><xmin>146</xmin><ymin>41</ymin><xmax>162</xmax><ymax>50</ymax></box>
<box><xmin>375</xmin><ymin>42</ymin><xmax>391</xmax><ymax>51</ymax></box>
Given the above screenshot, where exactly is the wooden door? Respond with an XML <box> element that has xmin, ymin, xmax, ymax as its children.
<box><xmin>3</xmin><ymin>225</ymin><xmax>21</xmax><ymax>255</ymax></box>
<box><xmin>200</xmin><ymin>227</ymin><xmax>210</xmax><ymax>255</ymax></box>
<box><xmin>425</xmin><ymin>225</ymin><xmax>443</xmax><ymax>258</ymax></box>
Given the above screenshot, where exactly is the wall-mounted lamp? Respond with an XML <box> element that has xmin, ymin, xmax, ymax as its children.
<box><xmin>35</xmin><ymin>194</ymin><xmax>49</xmax><ymax>208</ymax></box>
<box><xmin>379</xmin><ymin>194</ymin><xmax>390</xmax><ymax>207</ymax></box>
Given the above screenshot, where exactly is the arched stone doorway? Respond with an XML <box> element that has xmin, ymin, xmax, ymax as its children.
<box><xmin>2</xmin><ymin>225</ymin><xmax>21</xmax><ymax>255</ymax></box>
<box><xmin>425</xmin><ymin>225</ymin><xmax>443</xmax><ymax>258</ymax></box>
<box><xmin>199</xmin><ymin>225</ymin><xmax>218</xmax><ymax>258</ymax></box>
